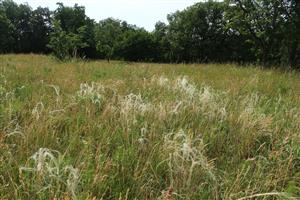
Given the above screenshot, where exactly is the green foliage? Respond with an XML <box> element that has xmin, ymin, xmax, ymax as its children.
<box><xmin>0</xmin><ymin>0</ymin><xmax>51</xmax><ymax>53</ymax></box>
<box><xmin>53</xmin><ymin>3</ymin><xmax>95</xmax><ymax>58</ymax></box>
<box><xmin>115</xmin><ymin>29</ymin><xmax>156</xmax><ymax>62</ymax></box>
<box><xmin>47</xmin><ymin>20</ymin><xmax>69</xmax><ymax>60</ymax></box>
<box><xmin>167</xmin><ymin>1</ymin><xmax>230</xmax><ymax>62</ymax></box>
<box><xmin>94</xmin><ymin>18</ymin><xmax>124</xmax><ymax>62</ymax></box>
<box><xmin>226</xmin><ymin>0</ymin><xmax>300</xmax><ymax>67</ymax></box>
<box><xmin>0</xmin><ymin>9</ymin><xmax>13</xmax><ymax>53</ymax></box>
<box><xmin>30</xmin><ymin>7</ymin><xmax>52</xmax><ymax>53</ymax></box>
<box><xmin>48</xmin><ymin>20</ymin><xmax>88</xmax><ymax>60</ymax></box>
<box><xmin>0</xmin><ymin>0</ymin><xmax>299</xmax><ymax>68</ymax></box>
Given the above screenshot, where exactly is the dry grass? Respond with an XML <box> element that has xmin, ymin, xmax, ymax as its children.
<box><xmin>0</xmin><ymin>54</ymin><xmax>299</xmax><ymax>199</ymax></box>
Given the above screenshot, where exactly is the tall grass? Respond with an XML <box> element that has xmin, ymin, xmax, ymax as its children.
<box><xmin>0</xmin><ymin>54</ymin><xmax>299</xmax><ymax>199</ymax></box>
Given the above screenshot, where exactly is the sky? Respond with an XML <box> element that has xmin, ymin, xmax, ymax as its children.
<box><xmin>13</xmin><ymin>0</ymin><xmax>200</xmax><ymax>31</ymax></box>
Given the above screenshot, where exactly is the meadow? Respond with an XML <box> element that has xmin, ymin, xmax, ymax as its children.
<box><xmin>0</xmin><ymin>54</ymin><xmax>299</xmax><ymax>199</ymax></box>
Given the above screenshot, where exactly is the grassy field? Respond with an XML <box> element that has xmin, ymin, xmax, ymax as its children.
<box><xmin>0</xmin><ymin>54</ymin><xmax>300</xmax><ymax>199</ymax></box>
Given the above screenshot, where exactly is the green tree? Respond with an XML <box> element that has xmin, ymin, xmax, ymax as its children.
<box><xmin>30</xmin><ymin>7</ymin><xmax>52</xmax><ymax>53</ymax></box>
<box><xmin>54</xmin><ymin>3</ymin><xmax>86</xmax><ymax>33</ymax></box>
<box><xmin>153</xmin><ymin>21</ymin><xmax>170</xmax><ymax>62</ymax></box>
<box><xmin>1</xmin><ymin>1</ymin><xmax>33</xmax><ymax>52</ymax></box>
<box><xmin>53</xmin><ymin>3</ymin><xmax>95</xmax><ymax>58</ymax></box>
<box><xmin>0</xmin><ymin>0</ymin><xmax>51</xmax><ymax>53</ymax></box>
<box><xmin>225</xmin><ymin>0</ymin><xmax>292</xmax><ymax>66</ymax></box>
<box><xmin>0</xmin><ymin>8</ymin><xmax>13</xmax><ymax>53</ymax></box>
<box><xmin>166</xmin><ymin>1</ymin><xmax>232</xmax><ymax>63</ymax></box>
<box><xmin>115</xmin><ymin>29</ymin><xmax>156</xmax><ymax>62</ymax></box>
<box><xmin>67</xmin><ymin>25</ymin><xmax>88</xmax><ymax>58</ymax></box>
<box><xmin>0</xmin><ymin>0</ymin><xmax>20</xmax><ymax>52</ymax></box>
<box><xmin>47</xmin><ymin>20</ymin><xmax>69</xmax><ymax>60</ymax></box>
<box><xmin>48</xmin><ymin>20</ymin><xmax>88</xmax><ymax>60</ymax></box>
<box><xmin>281</xmin><ymin>0</ymin><xmax>300</xmax><ymax>68</ymax></box>
<box><xmin>94</xmin><ymin>18</ymin><xmax>124</xmax><ymax>62</ymax></box>
<box><xmin>0</xmin><ymin>0</ymin><xmax>298</xmax><ymax>67</ymax></box>
<box><xmin>16</xmin><ymin>3</ymin><xmax>33</xmax><ymax>52</ymax></box>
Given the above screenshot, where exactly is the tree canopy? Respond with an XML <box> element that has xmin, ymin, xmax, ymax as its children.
<box><xmin>0</xmin><ymin>0</ymin><xmax>299</xmax><ymax>68</ymax></box>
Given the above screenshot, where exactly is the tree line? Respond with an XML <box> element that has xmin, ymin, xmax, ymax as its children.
<box><xmin>0</xmin><ymin>0</ymin><xmax>299</xmax><ymax>68</ymax></box>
